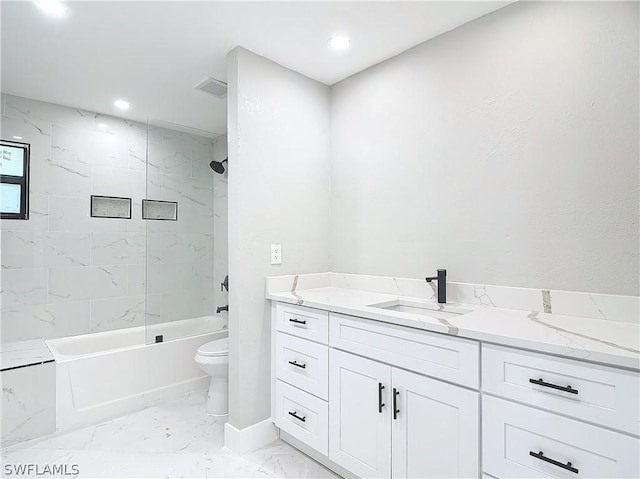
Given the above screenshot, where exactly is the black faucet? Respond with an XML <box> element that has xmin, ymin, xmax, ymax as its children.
<box><xmin>425</xmin><ymin>269</ymin><xmax>447</xmax><ymax>303</ymax></box>
<box><xmin>216</xmin><ymin>305</ymin><xmax>228</xmax><ymax>314</ymax></box>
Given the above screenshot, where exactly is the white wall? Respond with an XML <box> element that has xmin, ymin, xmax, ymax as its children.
<box><xmin>227</xmin><ymin>47</ymin><xmax>331</xmax><ymax>429</ymax></box>
<box><xmin>330</xmin><ymin>1</ymin><xmax>639</xmax><ymax>295</ymax></box>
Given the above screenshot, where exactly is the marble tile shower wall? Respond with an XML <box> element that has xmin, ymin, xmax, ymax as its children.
<box><xmin>0</xmin><ymin>94</ymin><xmax>225</xmax><ymax>342</ymax></box>
<box><xmin>145</xmin><ymin>129</ymin><xmax>220</xmax><ymax>329</ymax></box>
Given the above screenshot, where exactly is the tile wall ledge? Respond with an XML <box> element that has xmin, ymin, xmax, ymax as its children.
<box><xmin>0</xmin><ymin>339</ymin><xmax>54</xmax><ymax>371</ymax></box>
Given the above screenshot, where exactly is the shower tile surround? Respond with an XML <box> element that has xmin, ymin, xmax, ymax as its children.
<box><xmin>0</xmin><ymin>94</ymin><xmax>228</xmax><ymax>342</ymax></box>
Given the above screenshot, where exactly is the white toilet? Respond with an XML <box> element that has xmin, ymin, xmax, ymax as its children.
<box><xmin>194</xmin><ymin>337</ymin><xmax>229</xmax><ymax>416</ymax></box>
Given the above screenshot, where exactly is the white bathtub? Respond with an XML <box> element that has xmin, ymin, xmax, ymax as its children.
<box><xmin>46</xmin><ymin>316</ymin><xmax>227</xmax><ymax>432</ymax></box>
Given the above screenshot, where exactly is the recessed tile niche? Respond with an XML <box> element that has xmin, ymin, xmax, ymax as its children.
<box><xmin>142</xmin><ymin>199</ymin><xmax>178</xmax><ymax>221</ymax></box>
<box><xmin>90</xmin><ymin>195</ymin><xmax>132</xmax><ymax>219</ymax></box>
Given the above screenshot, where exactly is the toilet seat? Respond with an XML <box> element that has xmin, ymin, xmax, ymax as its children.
<box><xmin>197</xmin><ymin>338</ymin><xmax>228</xmax><ymax>357</ymax></box>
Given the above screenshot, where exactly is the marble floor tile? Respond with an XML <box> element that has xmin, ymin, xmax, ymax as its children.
<box><xmin>204</xmin><ymin>453</ymin><xmax>307</xmax><ymax>478</ymax></box>
<box><xmin>2</xmin><ymin>390</ymin><xmax>339</xmax><ymax>479</ymax></box>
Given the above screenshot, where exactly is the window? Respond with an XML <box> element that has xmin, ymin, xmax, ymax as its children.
<box><xmin>1</xmin><ymin>140</ymin><xmax>30</xmax><ymax>220</ymax></box>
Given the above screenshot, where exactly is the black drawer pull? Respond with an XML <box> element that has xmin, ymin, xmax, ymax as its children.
<box><xmin>288</xmin><ymin>318</ymin><xmax>307</xmax><ymax>325</ymax></box>
<box><xmin>288</xmin><ymin>411</ymin><xmax>306</xmax><ymax>422</ymax></box>
<box><xmin>378</xmin><ymin>382</ymin><xmax>385</xmax><ymax>413</ymax></box>
<box><xmin>530</xmin><ymin>451</ymin><xmax>578</xmax><ymax>474</ymax></box>
<box><xmin>393</xmin><ymin>388</ymin><xmax>400</xmax><ymax>420</ymax></box>
<box><xmin>288</xmin><ymin>360</ymin><xmax>306</xmax><ymax>369</ymax></box>
<box><xmin>529</xmin><ymin>378</ymin><xmax>578</xmax><ymax>394</ymax></box>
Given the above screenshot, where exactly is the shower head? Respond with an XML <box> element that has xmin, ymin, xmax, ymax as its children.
<box><xmin>210</xmin><ymin>158</ymin><xmax>228</xmax><ymax>174</ymax></box>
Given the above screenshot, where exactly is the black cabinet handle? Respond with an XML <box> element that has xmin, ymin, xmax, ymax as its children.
<box><xmin>529</xmin><ymin>378</ymin><xmax>578</xmax><ymax>395</ymax></box>
<box><xmin>378</xmin><ymin>383</ymin><xmax>385</xmax><ymax>413</ymax></box>
<box><xmin>288</xmin><ymin>360</ymin><xmax>306</xmax><ymax>369</ymax></box>
<box><xmin>288</xmin><ymin>318</ymin><xmax>307</xmax><ymax>325</ymax></box>
<box><xmin>530</xmin><ymin>451</ymin><xmax>578</xmax><ymax>474</ymax></box>
<box><xmin>393</xmin><ymin>388</ymin><xmax>400</xmax><ymax>420</ymax></box>
<box><xmin>288</xmin><ymin>411</ymin><xmax>306</xmax><ymax>422</ymax></box>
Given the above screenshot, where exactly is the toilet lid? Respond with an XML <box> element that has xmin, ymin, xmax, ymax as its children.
<box><xmin>197</xmin><ymin>338</ymin><xmax>228</xmax><ymax>357</ymax></box>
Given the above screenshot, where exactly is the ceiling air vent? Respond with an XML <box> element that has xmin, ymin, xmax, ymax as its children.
<box><xmin>194</xmin><ymin>77</ymin><xmax>227</xmax><ymax>99</ymax></box>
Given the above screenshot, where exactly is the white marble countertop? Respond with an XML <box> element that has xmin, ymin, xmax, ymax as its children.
<box><xmin>267</xmin><ymin>286</ymin><xmax>640</xmax><ymax>371</ymax></box>
<box><xmin>0</xmin><ymin>339</ymin><xmax>55</xmax><ymax>371</ymax></box>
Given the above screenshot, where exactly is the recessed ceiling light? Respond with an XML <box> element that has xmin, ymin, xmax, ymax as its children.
<box><xmin>328</xmin><ymin>36</ymin><xmax>351</xmax><ymax>50</ymax></box>
<box><xmin>12</xmin><ymin>136</ymin><xmax>23</xmax><ymax>140</ymax></box>
<box><xmin>114</xmin><ymin>99</ymin><xmax>130</xmax><ymax>110</ymax></box>
<box><xmin>35</xmin><ymin>0</ymin><xmax>68</xmax><ymax>17</ymax></box>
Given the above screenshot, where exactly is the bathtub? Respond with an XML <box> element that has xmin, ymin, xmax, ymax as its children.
<box><xmin>46</xmin><ymin>316</ymin><xmax>227</xmax><ymax>432</ymax></box>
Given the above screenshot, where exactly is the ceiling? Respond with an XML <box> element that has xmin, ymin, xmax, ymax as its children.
<box><xmin>1</xmin><ymin>1</ymin><xmax>512</xmax><ymax>134</ymax></box>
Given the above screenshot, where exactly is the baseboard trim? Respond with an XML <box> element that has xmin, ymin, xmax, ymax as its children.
<box><xmin>280</xmin><ymin>431</ymin><xmax>355</xmax><ymax>479</ymax></box>
<box><xmin>224</xmin><ymin>418</ymin><xmax>279</xmax><ymax>454</ymax></box>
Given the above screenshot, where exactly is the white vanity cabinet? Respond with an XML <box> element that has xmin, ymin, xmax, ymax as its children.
<box><xmin>481</xmin><ymin>344</ymin><xmax>640</xmax><ymax>479</ymax></box>
<box><xmin>273</xmin><ymin>303</ymin><xmax>330</xmax><ymax>455</ymax></box>
<box><xmin>328</xmin><ymin>314</ymin><xmax>480</xmax><ymax>479</ymax></box>
<box><xmin>328</xmin><ymin>349</ymin><xmax>479</xmax><ymax>479</ymax></box>
<box><xmin>272</xmin><ymin>303</ymin><xmax>481</xmax><ymax>479</ymax></box>
<box><xmin>270</xmin><ymin>301</ymin><xmax>639</xmax><ymax>479</ymax></box>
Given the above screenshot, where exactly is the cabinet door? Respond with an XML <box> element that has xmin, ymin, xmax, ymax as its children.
<box><xmin>392</xmin><ymin>368</ymin><xmax>479</xmax><ymax>478</ymax></box>
<box><xmin>329</xmin><ymin>349</ymin><xmax>391</xmax><ymax>478</ymax></box>
<box><xmin>483</xmin><ymin>395</ymin><xmax>640</xmax><ymax>479</ymax></box>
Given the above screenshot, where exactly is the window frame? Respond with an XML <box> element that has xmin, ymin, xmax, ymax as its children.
<box><xmin>1</xmin><ymin>139</ymin><xmax>30</xmax><ymax>220</ymax></box>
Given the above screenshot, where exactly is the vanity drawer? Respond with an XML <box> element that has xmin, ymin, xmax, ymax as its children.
<box><xmin>275</xmin><ymin>303</ymin><xmax>328</xmax><ymax>344</ymax></box>
<box><xmin>483</xmin><ymin>395</ymin><xmax>639</xmax><ymax>479</ymax></box>
<box><xmin>275</xmin><ymin>332</ymin><xmax>328</xmax><ymax>400</ymax></box>
<box><xmin>275</xmin><ymin>380</ymin><xmax>328</xmax><ymax>455</ymax></box>
<box><xmin>329</xmin><ymin>313</ymin><xmax>479</xmax><ymax>389</ymax></box>
<box><xmin>482</xmin><ymin>344</ymin><xmax>640</xmax><ymax>435</ymax></box>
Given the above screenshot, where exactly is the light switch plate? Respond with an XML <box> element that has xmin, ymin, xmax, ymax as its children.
<box><xmin>271</xmin><ymin>243</ymin><xmax>282</xmax><ymax>265</ymax></box>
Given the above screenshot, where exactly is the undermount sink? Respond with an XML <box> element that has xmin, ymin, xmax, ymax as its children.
<box><xmin>368</xmin><ymin>300</ymin><xmax>473</xmax><ymax>320</ymax></box>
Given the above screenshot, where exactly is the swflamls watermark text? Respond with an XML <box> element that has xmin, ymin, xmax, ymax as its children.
<box><xmin>3</xmin><ymin>464</ymin><xmax>80</xmax><ymax>476</ymax></box>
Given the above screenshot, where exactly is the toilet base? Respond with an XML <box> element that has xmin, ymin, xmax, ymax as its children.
<box><xmin>206</xmin><ymin>376</ymin><xmax>228</xmax><ymax>416</ymax></box>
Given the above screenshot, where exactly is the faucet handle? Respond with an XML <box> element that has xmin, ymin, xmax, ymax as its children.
<box><xmin>426</xmin><ymin>269</ymin><xmax>447</xmax><ymax>303</ymax></box>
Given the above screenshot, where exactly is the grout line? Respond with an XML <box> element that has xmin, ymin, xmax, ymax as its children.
<box><xmin>1</xmin><ymin>359</ymin><xmax>55</xmax><ymax>372</ymax></box>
